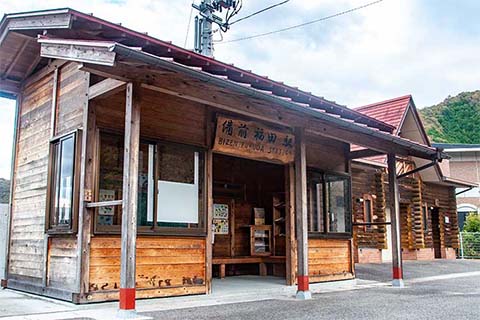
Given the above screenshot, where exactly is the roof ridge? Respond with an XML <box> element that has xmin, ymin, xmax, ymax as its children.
<box><xmin>355</xmin><ymin>94</ymin><xmax>412</xmax><ymax>110</ymax></box>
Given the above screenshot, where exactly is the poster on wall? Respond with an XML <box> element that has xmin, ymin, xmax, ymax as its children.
<box><xmin>99</xmin><ymin>189</ymin><xmax>115</xmax><ymax>216</ymax></box>
<box><xmin>213</xmin><ymin>203</ymin><xmax>229</xmax><ymax>235</ymax></box>
<box><xmin>213</xmin><ymin>203</ymin><xmax>229</xmax><ymax>219</ymax></box>
<box><xmin>213</xmin><ymin>115</ymin><xmax>295</xmax><ymax>164</ymax></box>
<box><xmin>213</xmin><ymin>218</ymin><xmax>229</xmax><ymax>234</ymax></box>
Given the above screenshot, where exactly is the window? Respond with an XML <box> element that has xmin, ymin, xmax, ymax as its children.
<box><xmin>47</xmin><ymin>132</ymin><xmax>78</xmax><ymax>232</ymax></box>
<box><xmin>95</xmin><ymin>132</ymin><xmax>205</xmax><ymax>234</ymax></box>
<box><xmin>422</xmin><ymin>203</ymin><xmax>428</xmax><ymax>232</ymax></box>
<box><xmin>307</xmin><ymin>170</ymin><xmax>351</xmax><ymax>236</ymax></box>
<box><xmin>363</xmin><ymin>194</ymin><xmax>374</xmax><ymax>231</ymax></box>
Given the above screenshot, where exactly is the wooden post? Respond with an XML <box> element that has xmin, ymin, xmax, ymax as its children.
<box><xmin>76</xmin><ymin>71</ymin><xmax>94</xmax><ymax>299</ymax></box>
<box><xmin>294</xmin><ymin>127</ymin><xmax>311</xmax><ymax>299</ymax></box>
<box><xmin>119</xmin><ymin>83</ymin><xmax>141</xmax><ymax>314</ymax></box>
<box><xmin>285</xmin><ymin>163</ymin><xmax>296</xmax><ymax>286</ymax></box>
<box><xmin>205</xmin><ymin>108</ymin><xmax>214</xmax><ymax>293</ymax></box>
<box><xmin>387</xmin><ymin>153</ymin><xmax>404</xmax><ymax>288</ymax></box>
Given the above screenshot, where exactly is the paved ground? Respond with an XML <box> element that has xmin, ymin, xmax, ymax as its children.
<box><xmin>0</xmin><ymin>260</ymin><xmax>479</xmax><ymax>319</ymax></box>
<box><xmin>141</xmin><ymin>260</ymin><xmax>480</xmax><ymax>320</ymax></box>
<box><xmin>141</xmin><ymin>274</ymin><xmax>480</xmax><ymax>320</ymax></box>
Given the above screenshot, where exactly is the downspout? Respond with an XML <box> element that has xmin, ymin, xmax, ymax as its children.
<box><xmin>2</xmin><ymin>94</ymin><xmax>21</xmax><ymax>283</ymax></box>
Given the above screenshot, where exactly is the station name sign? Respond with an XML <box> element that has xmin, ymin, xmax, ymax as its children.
<box><xmin>213</xmin><ymin>115</ymin><xmax>295</xmax><ymax>164</ymax></box>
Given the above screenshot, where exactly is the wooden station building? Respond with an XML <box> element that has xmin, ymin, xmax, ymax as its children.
<box><xmin>351</xmin><ymin>96</ymin><xmax>476</xmax><ymax>263</ymax></box>
<box><xmin>0</xmin><ymin>8</ymin><xmax>450</xmax><ymax>308</ymax></box>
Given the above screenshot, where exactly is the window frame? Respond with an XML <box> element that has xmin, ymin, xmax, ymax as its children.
<box><xmin>422</xmin><ymin>202</ymin><xmax>429</xmax><ymax>232</ymax></box>
<box><xmin>363</xmin><ymin>194</ymin><xmax>374</xmax><ymax>232</ymax></box>
<box><xmin>46</xmin><ymin>130</ymin><xmax>81</xmax><ymax>234</ymax></box>
<box><xmin>307</xmin><ymin>168</ymin><xmax>352</xmax><ymax>239</ymax></box>
<box><xmin>93</xmin><ymin>130</ymin><xmax>207</xmax><ymax>237</ymax></box>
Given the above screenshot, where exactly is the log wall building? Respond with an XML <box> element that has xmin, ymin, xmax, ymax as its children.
<box><xmin>351</xmin><ymin>96</ymin><xmax>473</xmax><ymax>263</ymax></box>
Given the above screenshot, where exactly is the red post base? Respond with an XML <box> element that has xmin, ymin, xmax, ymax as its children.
<box><xmin>119</xmin><ymin>288</ymin><xmax>136</xmax><ymax>310</ymax></box>
<box><xmin>393</xmin><ymin>266</ymin><xmax>403</xmax><ymax>280</ymax></box>
<box><xmin>297</xmin><ymin>275</ymin><xmax>309</xmax><ymax>291</ymax></box>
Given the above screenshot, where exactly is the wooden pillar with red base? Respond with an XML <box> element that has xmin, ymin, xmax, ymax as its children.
<box><xmin>294</xmin><ymin>127</ymin><xmax>312</xmax><ymax>299</ymax></box>
<box><xmin>387</xmin><ymin>153</ymin><xmax>405</xmax><ymax>288</ymax></box>
<box><xmin>119</xmin><ymin>83</ymin><xmax>141</xmax><ymax>317</ymax></box>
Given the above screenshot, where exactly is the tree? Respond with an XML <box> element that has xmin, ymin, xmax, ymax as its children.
<box><xmin>464</xmin><ymin>213</ymin><xmax>480</xmax><ymax>232</ymax></box>
<box><xmin>420</xmin><ymin>90</ymin><xmax>480</xmax><ymax>143</ymax></box>
<box><xmin>0</xmin><ymin>178</ymin><xmax>10</xmax><ymax>203</ymax></box>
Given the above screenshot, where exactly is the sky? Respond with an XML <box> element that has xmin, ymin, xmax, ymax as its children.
<box><xmin>0</xmin><ymin>0</ymin><xmax>479</xmax><ymax>178</ymax></box>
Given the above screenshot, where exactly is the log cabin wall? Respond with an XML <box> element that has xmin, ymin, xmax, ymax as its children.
<box><xmin>8</xmin><ymin>61</ymin><xmax>88</xmax><ymax>297</ymax></box>
<box><xmin>422</xmin><ymin>182</ymin><xmax>459</xmax><ymax>250</ymax></box>
<box><xmin>351</xmin><ymin>164</ymin><xmax>387</xmax><ymax>251</ymax></box>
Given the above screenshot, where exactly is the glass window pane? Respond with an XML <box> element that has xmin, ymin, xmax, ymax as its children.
<box><xmin>365</xmin><ymin>199</ymin><xmax>372</xmax><ymax>223</ymax></box>
<box><xmin>96</xmin><ymin>133</ymin><xmax>205</xmax><ymax>232</ymax></box>
<box><xmin>307</xmin><ymin>171</ymin><xmax>324</xmax><ymax>232</ymax></box>
<box><xmin>98</xmin><ymin>134</ymin><xmax>124</xmax><ymax>228</ymax></box>
<box><xmin>157</xmin><ymin>143</ymin><xmax>204</xmax><ymax>228</ymax></box>
<box><xmin>326</xmin><ymin>175</ymin><xmax>351</xmax><ymax>233</ymax></box>
<box><xmin>57</xmin><ymin>136</ymin><xmax>75</xmax><ymax>225</ymax></box>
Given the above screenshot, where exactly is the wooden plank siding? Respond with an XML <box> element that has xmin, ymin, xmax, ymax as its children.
<box><xmin>55</xmin><ymin>62</ymin><xmax>89</xmax><ymax>135</ymax></box>
<box><xmin>8</xmin><ymin>62</ymin><xmax>87</xmax><ymax>291</ymax></box>
<box><xmin>308</xmin><ymin>239</ymin><xmax>354</xmax><ymax>282</ymax></box>
<box><xmin>9</xmin><ymin>71</ymin><xmax>53</xmax><ymax>283</ymax></box>
<box><xmin>94</xmin><ymin>88</ymin><xmax>206</xmax><ymax>148</ymax></box>
<box><xmin>87</xmin><ymin>237</ymin><xmax>207</xmax><ymax>299</ymax></box>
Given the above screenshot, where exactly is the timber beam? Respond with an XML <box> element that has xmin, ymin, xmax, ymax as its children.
<box><xmin>348</xmin><ymin>148</ymin><xmax>385</xmax><ymax>160</ymax></box>
<box><xmin>0</xmin><ymin>79</ymin><xmax>21</xmax><ymax>97</ymax></box>
<box><xmin>88</xmin><ymin>78</ymin><xmax>126</xmax><ymax>100</ymax></box>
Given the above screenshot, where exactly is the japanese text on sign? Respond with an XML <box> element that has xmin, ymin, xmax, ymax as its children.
<box><xmin>213</xmin><ymin>116</ymin><xmax>295</xmax><ymax>163</ymax></box>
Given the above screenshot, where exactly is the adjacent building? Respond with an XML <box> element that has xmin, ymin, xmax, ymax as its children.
<box><xmin>433</xmin><ymin>143</ymin><xmax>480</xmax><ymax>230</ymax></box>
<box><xmin>351</xmin><ymin>96</ymin><xmax>476</xmax><ymax>263</ymax></box>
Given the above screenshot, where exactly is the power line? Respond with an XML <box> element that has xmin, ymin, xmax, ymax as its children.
<box><xmin>217</xmin><ymin>0</ymin><xmax>384</xmax><ymax>44</ymax></box>
<box><xmin>184</xmin><ymin>3</ymin><xmax>194</xmax><ymax>48</ymax></box>
<box><xmin>228</xmin><ymin>0</ymin><xmax>290</xmax><ymax>26</ymax></box>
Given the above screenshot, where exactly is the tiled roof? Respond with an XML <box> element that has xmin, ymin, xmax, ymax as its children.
<box><xmin>354</xmin><ymin>95</ymin><xmax>412</xmax><ymax>134</ymax></box>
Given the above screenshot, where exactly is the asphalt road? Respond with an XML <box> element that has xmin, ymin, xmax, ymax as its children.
<box><xmin>141</xmin><ymin>260</ymin><xmax>480</xmax><ymax>320</ymax></box>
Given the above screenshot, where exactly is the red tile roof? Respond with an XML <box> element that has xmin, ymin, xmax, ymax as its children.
<box><xmin>354</xmin><ymin>95</ymin><xmax>412</xmax><ymax>134</ymax></box>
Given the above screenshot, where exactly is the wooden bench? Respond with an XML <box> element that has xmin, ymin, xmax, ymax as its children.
<box><xmin>212</xmin><ymin>256</ymin><xmax>286</xmax><ymax>279</ymax></box>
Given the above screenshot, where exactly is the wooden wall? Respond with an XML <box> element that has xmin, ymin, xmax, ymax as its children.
<box><xmin>87</xmin><ymin>237</ymin><xmax>206</xmax><ymax>300</ymax></box>
<box><xmin>351</xmin><ymin>164</ymin><xmax>387</xmax><ymax>250</ymax></box>
<box><xmin>422</xmin><ymin>182</ymin><xmax>459</xmax><ymax>249</ymax></box>
<box><xmin>306</xmin><ymin>134</ymin><xmax>347</xmax><ymax>172</ymax></box>
<box><xmin>9</xmin><ymin>72</ymin><xmax>53</xmax><ymax>284</ymax></box>
<box><xmin>94</xmin><ymin>87</ymin><xmax>207</xmax><ymax>147</ymax></box>
<box><xmin>8</xmin><ymin>61</ymin><xmax>87</xmax><ymax>293</ymax></box>
<box><xmin>308</xmin><ymin>239</ymin><xmax>354</xmax><ymax>282</ymax></box>
<box><xmin>352</xmin><ymin>160</ymin><xmax>460</xmax><ymax>260</ymax></box>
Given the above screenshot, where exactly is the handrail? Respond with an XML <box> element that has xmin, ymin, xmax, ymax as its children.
<box><xmin>85</xmin><ymin>200</ymin><xmax>123</xmax><ymax>208</ymax></box>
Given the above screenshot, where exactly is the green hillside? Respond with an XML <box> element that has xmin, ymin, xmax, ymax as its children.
<box><xmin>419</xmin><ymin>90</ymin><xmax>480</xmax><ymax>143</ymax></box>
<box><xmin>0</xmin><ymin>178</ymin><xmax>10</xmax><ymax>203</ymax></box>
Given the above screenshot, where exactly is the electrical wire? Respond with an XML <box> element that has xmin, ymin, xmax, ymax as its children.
<box><xmin>184</xmin><ymin>2</ymin><xmax>195</xmax><ymax>48</ymax></box>
<box><xmin>228</xmin><ymin>0</ymin><xmax>290</xmax><ymax>26</ymax></box>
<box><xmin>218</xmin><ymin>0</ymin><xmax>384</xmax><ymax>44</ymax></box>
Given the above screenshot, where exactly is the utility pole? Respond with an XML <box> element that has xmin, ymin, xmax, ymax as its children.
<box><xmin>193</xmin><ymin>0</ymin><xmax>236</xmax><ymax>57</ymax></box>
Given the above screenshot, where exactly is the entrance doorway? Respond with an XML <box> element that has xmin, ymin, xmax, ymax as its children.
<box><xmin>431</xmin><ymin>207</ymin><xmax>442</xmax><ymax>258</ymax></box>
<box><xmin>211</xmin><ymin>154</ymin><xmax>288</xmax><ymax>283</ymax></box>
